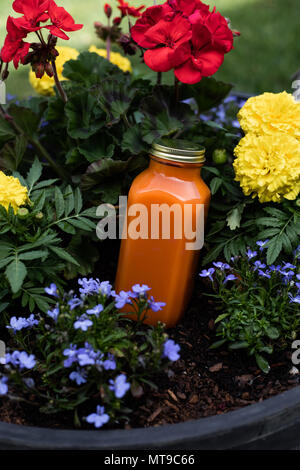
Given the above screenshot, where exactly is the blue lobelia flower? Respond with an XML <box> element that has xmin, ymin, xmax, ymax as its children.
<box><xmin>163</xmin><ymin>339</ymin><xmax>181</xmax><ymax>361</ymax></box>
<box><xmin>131</xmin><ymin>284</ymin><xmax>151</xmax><ymax>298</ymax></box>
<box><xmin>245</xmin><ymin>249</ymin><xmax>257</xmax><ymax>260</ymax></box>
<box><xmin>69</xmin><ymin>369</ymin><xmax>88</xmax><ymax>385</ymax></box>
<box><xmin>148</xmin><ymin>296</ymin><xmax>166</xmax><ymax>312</ymax></box>
<box><xmin>44</xmin><ymin>283</ymin><xmax>59</xmax><ymax>297</ymax></box>
<box><xmin>46</xmin><ymin>307</ymin><xmax>60</xmax><ymax>322</ymax></box>
<box><xmin>256</xmin><ymin>240</ymin><xmax>269</xmax><ymax>251</ymax></box>
<box><xmin>199</xmin><ymin>268</ymin><xmax>215</xmax><ymax>282</ymax></box>
<box><xmin>86</xmin><ymin>304</ymin><xmax>104</xmax><ymax>317</ymax></box>
<box><xmin>223</xmin><ymin>274</ymin><xmax>238</xmax><ymax>284</ymax></box>
<box><xmin>213</xmin><ymin>262</ymin><xmax>231</xmax><ymax>270</ymax></box>
<box><xmin>68</xmin><ymin>296</ymin><xmax>84</xmax><ymax>311</ymax></box>
<box><xmin>109</xmin><ymin>374</ymin><xmax>131</xmax><ymax>399</ymax></box>
<box><xmin>74</xmin><ymin>315</ymin><xmax>93</xmax><ymax>332</ymax></box>
<box><xmin>86</xmin><ymin>405</ymin><xmax>110</xmax><ymax>428</ymax></box>
<box><xmin>113</xmin><ymin>290</ymin><xmax>132</xmax><ymax>309</ymax></box>
<box><xmin>289</xmin><ymin>294</ymin><xmax>300</xmax><ymax>304</ymax></box>
<box><xmin>258</xmin><ymin>269</ymin><xmax>271</xmax><ymax>279</ymax></box>
<box><xmin>0</xmin><ymin>377</ymin><xmax>8</xmax><ymax>395</ymax></box>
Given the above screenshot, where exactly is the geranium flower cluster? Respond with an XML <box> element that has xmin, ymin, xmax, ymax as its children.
<box><xmin>131</xmin><ymin>0</ymin><xmax>238</xmax><ymax>84</ymax></box>
<box><xmin>234</xmin><ymin>92</ymin><xmax>300</xmax><ymax>203</ymax></box>
<box><xmin>1</xmin><ymin>0</ymin><xmax>83</xmax><ymax>77</ymax></box>
<box><xmin>199</xmin><ymin>243</ymin><xmax>300</xmax><ymax>372</ymax></box>
<box><xmin>1</xmin><ymin>278</ymin><xmax>180</xmax><ymax>428</ymax></box>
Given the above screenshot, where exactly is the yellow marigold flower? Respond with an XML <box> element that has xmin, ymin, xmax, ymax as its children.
<box><xmin>238</xmin><ymin>92</ymin><xmax>300</xmax><ymax>139</ymax></box>
<box><xmin>0</xmin><ymin>172</ymin><xmax>29</xmax><ymax>213</ymax></box>
<box><xmin>29</xmin><ymin>46</ymin><xmax>79</xmax><ymax>96</ymax></box>
<box><xmin>233</xmin><ymin>133</ymin><xmax>300</xmax><ymax>203</ymax></box>
<box><xmin>89</xmin><ymin>45</ymin><xmax>132</xmax><ymax>73</ymax></box>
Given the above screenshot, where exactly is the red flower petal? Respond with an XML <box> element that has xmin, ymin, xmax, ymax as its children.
<box><xmin>45</xmin><ymin>24</ymin><xmax>69</xmax><ymax>40</ymax></box>
<box><xmin>48</xmin><ymin>0</ymin><xmax>83</xmax><ymax>32</ymax></box>
<box><xmin>194</xmin><ymin>46</ymin><xmax>224</xmax><ymax>76</ymax></box>
<box><xmin>175</xmin><ymin>59</ymin><xmax>203</xmax><ymax>85</ymax></box>
<box><xmin>144</xmin><ymin>47</ymin><xmax>177</xmax><ymax>72</ymax></box>
<box><xmin>131</xmin><ymin>4</ymin><xmax>173</xmax><ymax>48</ymax></box>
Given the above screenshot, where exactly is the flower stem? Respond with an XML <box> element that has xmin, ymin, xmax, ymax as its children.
<box><xmin>107</xmin><ymin>17</ymin><xmax>111</xmax><ymax>61</ymax></box>
<box><xmin>175</xmin><ymin>77</ymin><xmax>180</xmax><ymax>105</ymax></box>
<box><xmin>157</xmin><ymin>72</ymin><xmax>162</xmax><ymax>85</ymax></box>
<box><xmin>51</xmin><ymin>59</ymin><xmax>68</xmax><ymax>104</ymax></box>
<box><xmin>0</xmin><ymin>103</ymin><xmax>69</xmax><ymax>181</ymax></box>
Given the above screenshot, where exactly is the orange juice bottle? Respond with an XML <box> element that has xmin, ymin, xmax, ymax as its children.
<box><xmin>115</xmin><ymin>139</ymin><xmax>211</xmax><ymax>328</ymax></box>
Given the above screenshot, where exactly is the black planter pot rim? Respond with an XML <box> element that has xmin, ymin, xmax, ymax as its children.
<box><xmin>0</xmin><ymin>385</ymin><xmax>299</xmax><ymax>450</ymax></box>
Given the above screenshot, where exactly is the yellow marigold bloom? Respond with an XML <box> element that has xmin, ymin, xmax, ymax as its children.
<box><xmin>233</xmin><ymin>133</ymin><xmax>300</xmax><ymax>203</ymax></box>
<box><xmin>238</xmin><ymin>92</ymin><xmax>300</xmax><ymax>139</ymax></box>
<box><xmin>0</xmin><ymin>172</ymin><xmax>29</xmax><ymax>212</ymax></box>
<box><xmin>89</xmin><ymin>45</ymin><xmax>132</xmax><ymax>73</ymax></box>
<box><xmin>29</xmin><ymin>46</ymin><xmax>79</xmax><ymax>96</ymax></box>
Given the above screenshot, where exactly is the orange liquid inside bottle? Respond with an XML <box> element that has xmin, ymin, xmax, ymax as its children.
<box><xmin>115</xmin><ymin>139</ymin><xmax>211</xmax><ymax>328</ymax></box>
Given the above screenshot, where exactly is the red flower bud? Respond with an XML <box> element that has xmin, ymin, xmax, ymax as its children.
<box><xmin>113</xmin><ymin>17</ymin><xmax>122</xmax><ymax>26</ymax></box>
<box><xmin>34</xmin><ymin>63</ymin><xmax>45</xmax><ymax>79</ymax></box>
<box><xmin>45</xmin><ymin>62</ymin><xmax>54</xmax><ymax>77</ymax></box>
<box><xmin>104</xmin><ymin>3</ymin><xmax>112</xmax><ymax>19</ymax></box>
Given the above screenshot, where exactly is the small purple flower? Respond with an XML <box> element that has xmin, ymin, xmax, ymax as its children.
<box><xmin>69</xmin><ymin>369</ymin><xmax>87</xmax><ymax>385</ymax></box>
<box><xmin>258</xmin><ymin>269</ymin><xmax>271</xmax><ymax>279</ymax></box>
<box><xmin>68</xmin><ymin>296</ymin><xmax>84</xmax><ymax>311</ymax></box>
<box><xmin>246</xmin><ymin>249</ymin><xmax>257</xmax><ymax>260</ymax></box>
<box><xmin>63</xmin><ymin>344</ymin><xmax>78</xmax><ymax>367</ymax></box>
<box><xmin>86</xmin><ymin>405</ymin><xmax>110</xmax><ymax>428</ymax></box>
<box><xmin>46</xmin><ymin>307</ymin><xmax>60</xmax><ymax>322</ymax></box>
<box><xmin>99</xmin><ymin>281</ymin><xmax>112</xmax><ymax>297</ymax></box>
<box><xmin>289</xmin><ymin>294</ymin><xmax>300</xmax><ymax>304</ymax></box>
<box><xmin>223</xmin><ymin>274</ymin><xmax>238</xmax><ymax>284</ymax></box>
<box><xmin>256</xmin><ymin>240</ymin><xmax>269</xmax><ymax>251</ymax></box>
<box><xmin>280</xmin><ymin>270</ymin><xmax>295</xmax><ymax>282</ymax></box>
<box><xmin>213</xmin><ymin>262</ymin><xmax>231</xmax><ymax>270</ymax></box>
<box><xmin>18</xmin><ymin>351</ymin><xmax>36</xmax><ymax>370</ymax></box>
<box><xmin>45</xmin><ymin>283</ymin><xmax>59</xmax><ymax>297</ymax></box>
<box><xmin>74</xmin><ymin>315</ymin><xmax>93</xmax><ymax>332</ymax></box>
<box><xmin>163</xmin><ymin>339</ymin><xmax>181</xmax><ymax>361</ymax></box>
<box><xmin>78</xmin><ymin>278</ymin><xmax>100</xmax><ymax>296</ymax></box>
<box><xmin>0</xmin><ymin>377</ymin><xmax>8</xmax><ymax>395</ymax></box>
<box><xmin>86</xmin><ymin>304</ymin><xmax>103</xmax><ymax>317</ymax></box>
<box><xmin>253</xmin><ymin>261</ymin><xmax>266</xmax><ymax>271</ymax></box>
<box><xmin>102</xmin><ymin>354</ymin><xmax>116</xmax><ymax>371</ymax></box>
<box><xmin>113</xmin><ymin>290</ymin><xmax>132</xmax><ymax>309</ymax></box>
<box><xmin>149</xmin><ymin>297</ymin><xmax>166</xmax><ymax>312</ymax></box>
<box><xmin>109</xmin><ymin>374</ymin><xmax>130</xmax><ymax>399</ymax></box>
<box><xmin>131</xmin><ymin>284</ymin><xmax>151</xmax><ymax>297</ymax></box>
<box><xmin>199</xmin><ymin>268</ymin><xmax>215</xmax><ymax>282</ymax></box>
<box><xmin>7</xmin><ymin>316</ymin><xmax>29</xmax><ymax>333</ymax></box>
<box><xmin>26</xmin><ymin>314</ymin><xmax>39</xmax><ymax>328</ymax></box>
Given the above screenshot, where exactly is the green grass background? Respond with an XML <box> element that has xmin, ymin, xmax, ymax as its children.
<box><xmin>1</xmin><ymin>0</ymin><xmax>300</xmax><ymax>98</ymax></box>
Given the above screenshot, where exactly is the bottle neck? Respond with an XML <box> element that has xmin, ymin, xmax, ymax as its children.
<box><xmin>149</xmin><ymin>155</ymin><xmax>203</xmax><ymax>179</ymax></box>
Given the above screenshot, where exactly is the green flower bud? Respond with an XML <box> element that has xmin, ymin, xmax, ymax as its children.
<box><xmin>296</xmin><ymin>199</ymin><xmax>300</xmax><ymax>207</ymax></box>
<box><xmin>17</xmin><ymin>207</ymin><xmax>29</xmax><ymax>219</ymax></box>
<box><xmin>35</xmin><ymin>211</ymin><xmax>44</xmax><ymax>220</ymax></box>
<box><xmin>212</xmin><ymin>148</ymin><xmax>228</xmax><ymax>165</ymax></box>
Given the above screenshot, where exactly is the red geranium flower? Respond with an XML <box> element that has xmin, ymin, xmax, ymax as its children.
<box><xmin>143</xmin><ymin>14</ymin><xmax>192</xmax><ymax>73</ymax></box>
<box><xmin>174</xmin><ymin>24</ymin><xmax>224</xmax><ymax>84</ymax></box>
<box><xmin>46</xmin><ymin>0</ymin><xmax>83</xmax><ymax>40</ymax></box>
<box><xmin>131</xmin><ymin>4</ymin><xmax>173</xmax><ymax>48</ymax></box>
<box><xmin>1</xmin><ymin>16</ymin><xmax>30</xmax><ymax>68</ymax></box>
<box><xmin>190</xmin><ymin>9</ymin><xmax>233</xmax><ymax>53</ymax></box>
<box><xmin>12</xmin><ymin>0</ymin><xmax>50</xmax><ymax>24</ymax></box>
<box><xmin>168</xmin><ymin>0</ymin><xmax>210</xmax><ymax>18</ymax></box>
<box><xmin>117</xmin><ymin>0</ymin><xmax>145</xmax><ymax>18</ymax></box>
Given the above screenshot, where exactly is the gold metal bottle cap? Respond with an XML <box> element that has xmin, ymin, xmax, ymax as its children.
<box><xmin>151</xmin><ymin>138</ymin><xmax>206</xmax><ymax>164</ymax></box>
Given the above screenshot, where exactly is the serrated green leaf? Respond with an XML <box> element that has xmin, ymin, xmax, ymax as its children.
<box><xmin>226</xmin><ymin>204</ymin><xmax>245</xmax><ymax>230</ymax></box>
<box><xmin>64</xmin><ymin>185</ymin><xmax>74</xmax><ymax>217</ymax></box>
<box><xmin>55</xmin><ymin>186</ymin><xmax>65</xmax><ymax>219</ymax></box>
<box><xmin>5</xmin><ymin>259</ymin><xmax>27</xmax><ymax>293</ymax></box>
<box><xmin>74</xmin><ymin>188</ymin><xmax>83</xmax><ymax>214</ymax></box>
<box><xmin>210</xmin><ymin>177</ymin><xmax>223</xmax><ymax>195</ymax></box>
<box><xmin>266</xmin><ymin>236</ymin><xmax>283</xmax><ymax>265</ymax></box>
<box><xmin>26</xmin><ymin>157</ymin><xmax>42</xmax><ymax>192</ymax></box>
<box><xmin>49</xmin><ymin>246</ymin><xmax>80</xmax><ymax>266</ymax></box>
<box><xmin>19</xmin><ymin>250</ymin><xmax>48</xmax><ymax>261</ymax></box>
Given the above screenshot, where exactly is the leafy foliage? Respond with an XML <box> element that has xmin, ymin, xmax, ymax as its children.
<box><xmin>203</xmin><ymin>249</ymin><xmax>300</xmax><ymax>373</ymax></box>
<box><xmin>0</xmin><ymin>159</ymin><xmax>98</xmax><ymax>313</ymax></box>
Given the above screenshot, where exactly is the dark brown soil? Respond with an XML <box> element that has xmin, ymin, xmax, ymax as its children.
<box><xmin>0</xmin><ymin>241</ymin><xmax>299</xmax><ymax>430</ymax></box>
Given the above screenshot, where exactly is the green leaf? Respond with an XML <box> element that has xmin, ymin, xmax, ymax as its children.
<box><xmin>182</xmin><ymin>77</ymin><xmax>233</xmax><ymax>113</ymax></box>
<box><xmin>0</xmin><ymin>114</ymin><xmax>16</xmax><ymax>145</ymax></box>
<box><xmin>64</xmin><ymin>185</ymin><xmax>74</xmax><ymax>216</ymax></box>
<box><xmin>265</xmin><ymin>326</ymin><xmax>280</xmax><ymax>340</ymax></box>
<box><xmin>81</xmin><ymin>158</ymin><xmax>130</xmax><ymax>191</ymax></box>
<box><xmin>49</xmin><ymin>246</ymin><xmax>80</xmax><ymax>266</ymax></box>
<box><xmin>209</xmin><ymin>339</ymin><xmax>227</xmax><ymax>349</ymax></box>
<box><xmin>74</xmin><ymin>187</ymin><xmax>83</xmax><ymax>213</ymax></box>
<box><xmin>266</xmin><ymin>236</ymin><xmax>283</xmax><ymax>265</ymax></box>
<box><xmin>19</xmin><ymin>250</ymin><xmax>48</xmax><ymax>261</ymax></box>
<box><xmin>78</xmin><ymin>134</ymin><xmax>115</xmax><ymax>163</ymax></box>
<box><xmin>122</xmin><ymin>126</ymin><xmax>149</xmax><ymax>155</ymax></box>
<box><xmin>226</xmin><ymin>204</ymin><xmax>245</xmax><ymax>230</ymax></box>
<box><xmin>5</xmin><ymin>259</ymin><xmax>27</xmax><ymax>293</ymax></box>
<box><xmin>63</xmin><ymin>52</ymin><xmax>124</xmax><ymax>86</ymax></box>
<box><xmin>215</xmin><ymin>313</ymin><xmax>229</xmax><ymax>324</ymax></box>
<box><xmin>98</xmin><ymin>79</ymin><xmax>136</xmax><ymax>125</ymax></box>
<box><xmin>55</xmin><ymin>186</ymin><xmax>65</xmax><ymax>219</ymax></box>
<box><xmin>65</xmin><ymin>91</ymin><xmax>104</xmax><ymax>140</ymax></box>
<box><xmin>8</xmin><ymin>104</ymin><xmax>40</xmax><ymax>138</ymax></box>
<box><xmin>228</xmin><ymin>341</ymin><xmax>249</xmax><ymax>350</ymax></box>
<box><xmin>210</xmin><ymin>177</ymin><xmax>223</xmax><ymax>195</ymax></box>
<box><xmin>255</xmin><ymin>354</ymin><xmax>270</xmax><ymax>374</ymax></box>
<box><xmin>26</xmin><ymin>157</ymin><xmax>43</xmax><ymax>191</ymax></box>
